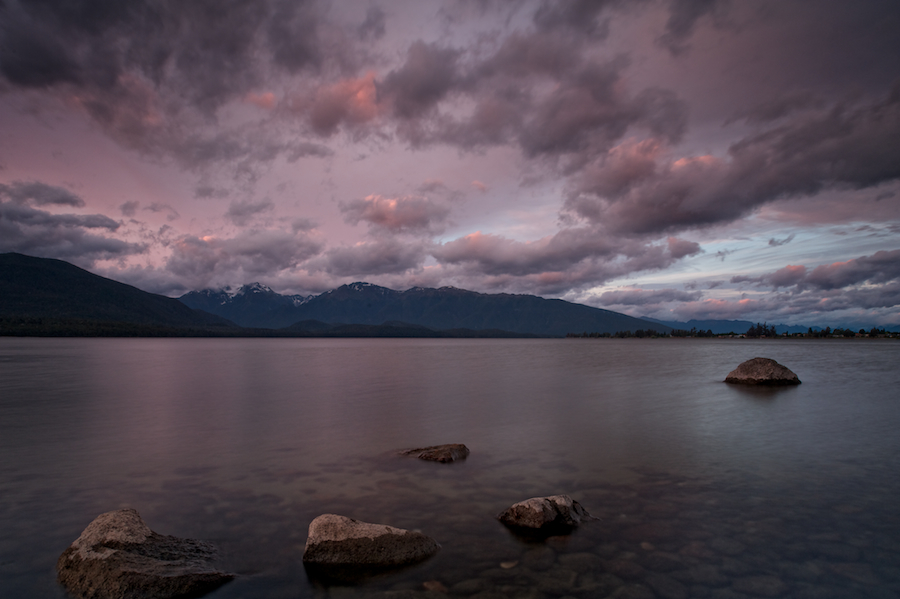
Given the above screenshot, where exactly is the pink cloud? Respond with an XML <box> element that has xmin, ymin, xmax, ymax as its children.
<box><xmin>339</xmin><ymin>194</ymin><xmax>450</xmax><ymax>233</ymax></box>
<box><xmin>245</xmin><ymin>92</ymin><xmax>277</xmax><ymax>110</ymax></box>
<box><xmin>291</xmin><ymin>73</ymin><xmax>381</xmax><ymax>136</ymax></box>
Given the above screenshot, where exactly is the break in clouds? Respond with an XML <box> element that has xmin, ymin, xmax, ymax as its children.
<box><xmin>1</xmin><ymin>0</ymin><xmax>899</xmax><ymax>324</ymax></box>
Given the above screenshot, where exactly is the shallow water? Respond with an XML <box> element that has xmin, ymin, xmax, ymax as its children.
<box><xmin>1</xmin><ymin>338</ymin><xmax>899</xmax><ymax>598</ymax></box>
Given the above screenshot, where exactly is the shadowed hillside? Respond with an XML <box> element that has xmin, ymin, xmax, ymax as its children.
<box><xmin>0</xmin><ymin>253</ymin><xmax>234</xmax><ymax>331</ymax></box>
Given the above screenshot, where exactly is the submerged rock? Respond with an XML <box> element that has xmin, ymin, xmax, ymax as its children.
<box><xmin>498</xmin><ymin>495</ymin><xmax>593</xmax><ymax>532</ymax></box>
<box><xmin>56</xmin><ymin>508</ymin><xmax>233</xmax><ymax>599</ymax></box>
<box><xmin>399</xmin><ymin>443</ymin><xmax>470</xmax><ymax>462</ymax></box>
<box><xmin>302</xmin><ymin>513</ymin><xmax>440</xmax><ymax>566</ymax></box>
<box><xmin>725</xmin><ymin>357</ymin><xmax>801</xmax><ymax>386</ymax></box>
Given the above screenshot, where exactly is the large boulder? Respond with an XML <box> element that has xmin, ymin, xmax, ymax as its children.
<box><xmin>498</xmin><ymin>495</ymin><xmax>593</xmax><ymax>531</ymax></box>
<box><xmin>56</xmin><ymin>508</ymin><xmax>233</xmax><ymax>599</ymax></box>
<box><xmin>302</xmin><ymin>514</ymin><xmax>440</xmax><ymax>566</ymax></box>
<box><xmin>399</xmin><ymin>443</ymin><xmax>470</xmax><ymax>462</ymax></box>
<box><xmin>725</xmin><ymin>357</ymin><xmax>801</xmax><ymax>386</ymax></box>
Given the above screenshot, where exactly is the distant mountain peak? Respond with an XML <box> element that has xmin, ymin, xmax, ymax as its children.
<box><xmin>239</xmin><ymin>282</ymin><xmax>274</xmax><ymax>295</ymax></box>
<box><xmin>346</xmin><ymin>281</ymin><xmax>383</xmax><ymax>292</ymax></box>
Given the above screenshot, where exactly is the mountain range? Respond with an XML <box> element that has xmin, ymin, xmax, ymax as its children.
<box><xmin>178</xmin><ymin>281</ymin><xmax>670</xmax><ymax>337</ymax></box>
<box><xmin>1</xmin><ymin>253</ymin><xmax>669</xmax><ymax>337</ymax></box>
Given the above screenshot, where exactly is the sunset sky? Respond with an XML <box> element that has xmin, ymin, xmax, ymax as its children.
<box><xmin>1</xmin><ymin>0</ymin><xmax>899</xmax><ymax>327</ymax></box>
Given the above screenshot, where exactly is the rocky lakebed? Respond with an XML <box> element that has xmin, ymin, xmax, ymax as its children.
<box><xmin>57</xmin><ymin>451</ymin><xmax>900</xmax><ymax>599</ymax></box>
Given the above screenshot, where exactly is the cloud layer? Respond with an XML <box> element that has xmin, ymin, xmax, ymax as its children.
<box><xmin>1</xmin><ymin>0</ymin><xmax>898</xmax><ymax>325</ymax></box>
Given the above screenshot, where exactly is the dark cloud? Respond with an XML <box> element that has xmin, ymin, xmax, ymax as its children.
<box><xmin>532</xmin><ymin>0</ymin><xmax>621</xmax><ymax>39</ymax></box>
<box><xmin>410</xmin><ymin>43</ymin><xmax>688</xmax><ymax>160</ymax></box>
<box><xmin>517</xmin><ymin>59</ymin><xmax>630</xmax><ymax>158</ymax></box>
<box><xmin>598</xmin><ymin>287</ymin><xmax>702</xmax><ymax>306</ymax></box>
<box><xmin>432</xmin><ymin>228</ymin><xmax>701</xmax><ymax>294</ymax></box>
<box><xmin>666</xmin><ymin>279</ymin><xmax>900</xmax><ymax>324</ymax></box>
<box><xmin>339</xmin><ymin>194</ymin><xmax>450</xmax><ymax>233</ymax></box>
<box><xmin>378</xmin><ymin>41</ymin><xmax>461</xmax><ymax>120</ymax></box>
<box><xmin>292</xmin><ymin>217</ymin><xmax>318</xmax><ymax>232</ymax></box>
<box><xmin>477</xmin><ymin>31</ymin><xmax>584</xmax><ymax>80</ymax></box>
<box><xmin>265</xmin><ymin>0</ymin><xmax>324</xmax><ymax>74</ymax></box>
<box><xmin>358</xmin><ymin>6</ymin><xmax>386</xmax><ymax>40</ymax></box>
<box><xmin>193</xmin><ymin>186</ymin><xmax>230</xmax><ymax>199</ymax></box>
<box><xmin>658</xmin><ymin>0</ymin><xmax>726</xmax><ymax>56</ymax></box>
<box><xmin>120</xmin><ymin>200</ymin><xmax>139</xmax><ymax>216</ymax></box>
<box><xmin>565</xmin><ymin>90</ymin><xmax>900</xmax><ymax>234</ymax></box>
<box><xmin>0</xmin><ymin>0</ymin><xmax>340</xmax><ymax>178</ymax></box>
<box><xmin>0</xmin><ymin>182</ymin><xmax>143</xmax><ymax>262</ymax></box>
<box><xmin>806</xmin><ymin>250</ymin><xmax>900</xmax><ymax>290</ymax></box>
<box><xmin>768</xmin><ymin>233</ymin><xmax>795</xmax><ymax>247</ymax></box>
<box><xmin>765</xmin><ymin>264</ymin><xmax>807</xmax><ymax>289</ymax></box>
<box><xmin>0</xmin><ymin>181</ymin><xmax>85</xmax><ymax>207</ymax></box>
<box><xmin>667</xmin><ymin>236</ymin><xmax>702</xmax><ymax>259</ymax></box>
<box><xmin>0</xmin><ymin>200</ymin><xmax>118</xmax><ymax>231</ymax></box>
<box><xmin>730</xmin><ymin>250</ymin><xmax>900</xmax><ymax>293</ymax></box>
<box><xmin>164</xmin><ymin>228</ymin><xmax>324</xmax><ymax>289</ymax></box>
<box><xmin>145</xmin><ymin>203</ymin><xmax>180</xmax><ymax>222</ymax></box>
<box><xmin>225</xmin><ymin>198</ymin><xmax>275</xmax><ymax>227</ymax></box>
<box><xmin>319</xmin><ymin>238</ymin><xmax>425</xmax><ymax>276</ymax></box>
<box><xmin>729</xmin><ymin>91</ymin><xmax>821</xmax><ymax>125</ymax></box>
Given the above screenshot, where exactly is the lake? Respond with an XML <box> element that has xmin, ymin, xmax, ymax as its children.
<box><xmin>1</xmin><ymin>338</ymin><xmax>899</xmax><ymax>598</ymax></box>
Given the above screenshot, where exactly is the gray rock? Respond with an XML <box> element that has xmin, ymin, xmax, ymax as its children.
<box><xmin>399</xmin><ymin>444</ymin><xmax>470</xmax><ymax>463</ymax></box>
<box><xmin>725</xmin><ymin>357</ymin><xmax>800</xmax><ymax>386</ymax></box>
<box><xmin>498</xmin><ymin>495</ymin><xmax>593</xmax><ymax>531</ymax></box>
<box><xmin>56</xmin><ymin>508</ymin><xmax>233</xmax><ymax>599</ymax></box>
<box><xmin>302</xmin><ymin>514</ymin><xmax>440</xmax><ymax>566</ymax></box>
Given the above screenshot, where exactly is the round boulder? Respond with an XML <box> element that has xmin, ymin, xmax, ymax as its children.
<box><xmin>302</xmin><ymin>514</ymin><xmax>440</xmax><ymax>566</ymax></box>
<box><xmin>725</xmin><ymin>357</ymin><xmax>800</xmax><ymax>386</ymax></box>
<box><xmin>498</xmin><ymin>495</ymin><xmax>593</xmax><ymax>531</ymax></box>
<box><xmin>56</xmin><ymin>508</ymin><xmax>233</xmax><ymax>599</ymax></box>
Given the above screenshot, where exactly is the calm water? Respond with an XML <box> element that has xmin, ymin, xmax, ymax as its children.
<box><xmin>1</xmin><ymin>338</ymin><xmax>899</xmax><ymax>598</ymax></box>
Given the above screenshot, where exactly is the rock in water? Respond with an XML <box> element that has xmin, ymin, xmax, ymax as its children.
<box><xmin>302</xmin><ymin>514</ymin><xmax>440</xmax><ymax>566</ymax></box>
<box><xmin>725</xmin><ymin>357</ymin><xmax>801</xmax><ymax>386</ymax></box>
<box><xmin>498</xmin><ymin>495</ymin><xmax>593</xmax><ymax>531</ymax></box>
<box><xmin>399</xmin><ymin>443</ymin><xmax>470</xmax><ymax>462</ymax></box>
<box><xmin>56</xmin><ymin>508</ymin><xmax>233</xmax><ymax>599</ymax></box>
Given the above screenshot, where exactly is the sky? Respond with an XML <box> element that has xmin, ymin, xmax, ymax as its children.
<box><xmin>1</xmin><ymin>0</ymin><xmax>899</xmax><ymax>327</ymax></box>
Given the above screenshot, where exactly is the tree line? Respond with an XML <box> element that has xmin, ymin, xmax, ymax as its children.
<box><xmin>567</xmin><ymin>327</ymin><xmax>715</xmax><ymax>339</ymax></box>
<box><xmin>567</xmin><ymin>324</ymin><xmax>897</xmax><ymax>339</ymax></box>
